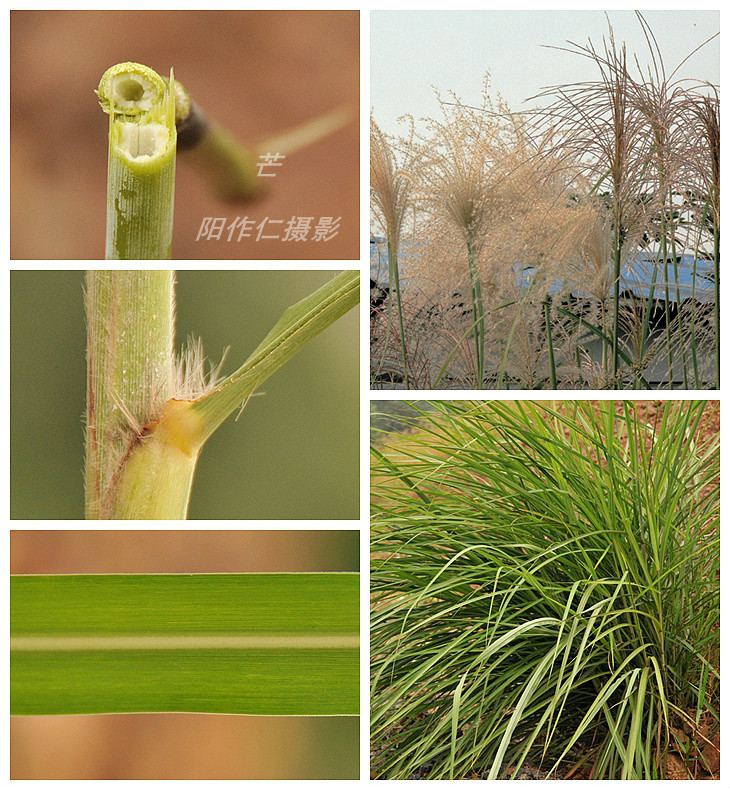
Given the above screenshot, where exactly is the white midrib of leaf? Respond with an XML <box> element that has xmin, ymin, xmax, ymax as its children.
<box><xmin>11</xmin><ymin>633</ymin><xmax>360</xmax><ymax>651</ymax></box>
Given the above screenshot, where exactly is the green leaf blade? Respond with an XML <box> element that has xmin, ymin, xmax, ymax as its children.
<box><xmin>12</xmin><ymin>647</ymin><xmax>358</xmax><ymax>717</ymax></box>
<box><xmin>190</xmin><ymin>270</ymin><xmax>360</xmax><ymax>444</ymax></box>
<box><xmin>11</xmin><ymin>573</ymin><xmax>359</xmax><ymax>717</ymax></box>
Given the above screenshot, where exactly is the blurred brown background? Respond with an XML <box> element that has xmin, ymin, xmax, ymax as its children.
<box><xmin>10</xmin><ymin>530</ymin><xmax>360</xmax><ymax>779</ymax></box>
<box><xmin>10</xmin><ymin>10</ymin><xmax>359</xmax><ymax>259</ymax></box>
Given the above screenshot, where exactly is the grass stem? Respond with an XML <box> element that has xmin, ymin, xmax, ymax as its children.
<box><xmin>543</xmin><ymin>298</ymin><xmax>557</xmax><ymax>388</ymax></box>
<box><xmin>98</xmin><ymin>63</ymin><xmax>177</xmax><ymax>259</ymax></box>
<box><xmin>85</xmin><ymin>270</ymin><xmax>175</xmax><ymax>519</ymax></box>
<box><xmin>175</xmin><ymin>79</ymin><xmax>352</xmax><ymax>203</ymax></box>
<box><xmin>467</xmin><ymin>238</ymin><xmax>486</xmax><ymax>387</ymax></box>
<box><xmin>387</xmin><ymin>241</ymin><xmax>410</xmax><ymax>388</ymax></box>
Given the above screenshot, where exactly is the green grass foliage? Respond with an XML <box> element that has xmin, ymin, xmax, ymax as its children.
<box><xmin>371</xmin><ymin>400</ymin><xmax>719</xmax><ymax>779</ymax></box>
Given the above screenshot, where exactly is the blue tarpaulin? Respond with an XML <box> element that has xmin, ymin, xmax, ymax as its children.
<box><xmin>371</xmin><ymin>237</ymin><xmax>714</xmax><ymax>304</ymax></box>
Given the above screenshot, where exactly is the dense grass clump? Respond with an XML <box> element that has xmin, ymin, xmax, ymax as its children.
<box><xmin>371</xmin><ymin>401</ymin><xmax>719</xmax><ymax>779</ymax></box>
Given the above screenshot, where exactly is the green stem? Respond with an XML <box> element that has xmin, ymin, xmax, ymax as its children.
<box><xmin>637</xmin><ymin>253</ymin><xmax>659</xmax><ymax>389</ymax></box>
<box><xmin>543</xmin><ymin>298</ymin><xmax>557</xmax><ymax>389</ymax></box>
<box><xmin>611</xmin><ymin>215</ymin><xmax>623</xmax><ymax>388</ymax></box>
<box><xmin>387</xmin><ymin>242</ymin><xmax>409</xmax><ymax>389</ymax></box>
<box><xmin>575</xmin><ymin>343</ymin><xmax>585</xmax><ymax>388</ymax></box>
<box><xmin>180</xmin><ymin>114</ymin><xmax>261</xmax><ymax>202</ymax></box>
<box><xmin>712</xmin><ymin>215</ymin><xmax>720</xmax><ymax>389</ymax></box>
<box><xmin>175</xmin><ymin>80</ymin><xmax>351</xmax><ymax>203</ymax></box>
<box><xmin>98</xmin><ymin>63</ymin><xmax>177</xmax><ymax>259</ymax></box>
<box><xmin>661</xmin><ymin>234</ymin><xmax>674</xmax><ymax>388</ymax></box>
<box><xmin>466</xmin><ymin>238</ymin><xmax>485</xmax><ymax>388</ymax></box>
<box><xmin>689</xmin><ymin>247</ymin><xmax>701</xmax><ymax>387</ymax></box>
<box><xmin>601</xmin><ymin>299</ymin><xmax>608</xmax><ymax>376</ymax></box>
<box><xmin>669</xmin><ymin>235</ymin><xmax>689</xmax><ymax>388</ymax></box>
<box><xmin>85</xmin><ymin>271</ymin><xmax>175</xmax><ymax>519</ymax></box>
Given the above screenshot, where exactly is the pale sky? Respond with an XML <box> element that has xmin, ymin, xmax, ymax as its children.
<box><xmin>371</xmin><ymin>9</ymin><xmax>720</xmax><ymax>137</ymax></box>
